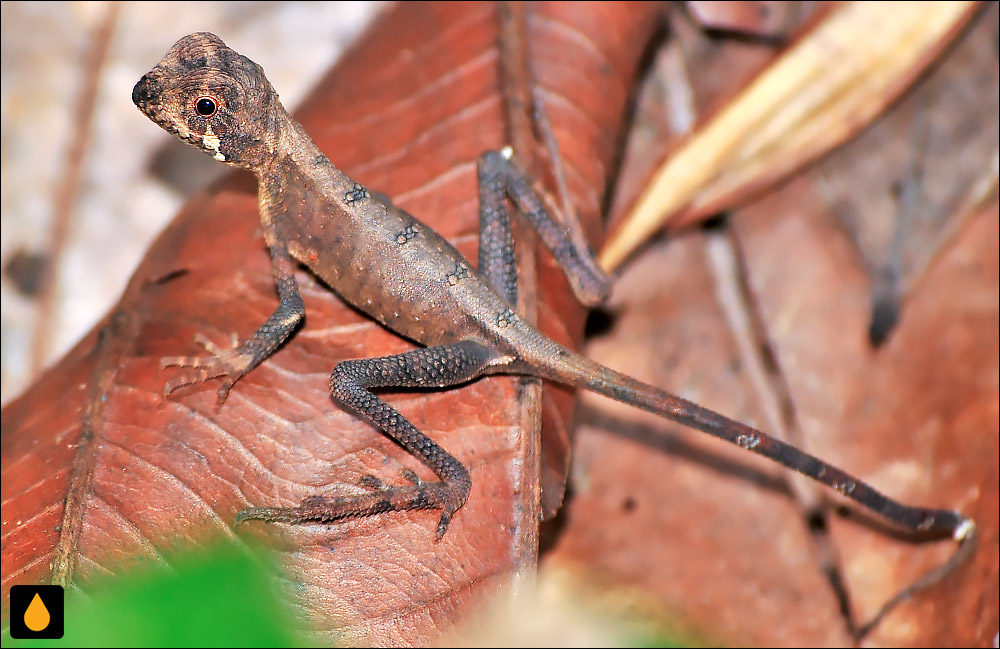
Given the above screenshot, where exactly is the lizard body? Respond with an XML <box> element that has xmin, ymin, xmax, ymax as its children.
<box><xmin>133</xmin><ymin>33</ymin><xmax>972</xmax><ymax>551</ymax></box>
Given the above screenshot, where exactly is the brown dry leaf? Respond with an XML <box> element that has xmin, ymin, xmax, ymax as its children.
<box><xmin>1</xmin><ymin>3</ymin><xmax>659</xmax><ymax>644</ymax></box>
<box><xmin>601</xmin><ymin>0</ymin><xmax>980</xmax><ymax>270</ymax></box>
<box><xmin>4</xmin><ymin>2</ymin><xmax>996</xmax><ymax>647</ymax></box>
<box><xmin>546</xmin><ymin>191</ymin><xmax>997</xmax><ymax>647</ymax></box>
<box><xmin>817</xmin><ymin>2</ymin><xmax>999</xmax><ymax>346</ymax></box>
<box><xmin>540</xmin><ymin>5</ymin><xmax>998</xmax><ymax>647</ymax></box>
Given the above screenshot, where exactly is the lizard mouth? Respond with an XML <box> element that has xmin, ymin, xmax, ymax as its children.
<box><xmin>132</xmin><ymin>73</ymin><xmax>219</xmax><ymax>158</ymax></box>
<box><xmin>132</xmin><ymin>74</ymin><xmax>181</xmax><ymax>134</ymax></box>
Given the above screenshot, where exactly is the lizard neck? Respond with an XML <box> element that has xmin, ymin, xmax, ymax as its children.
<box><xmin>257</xmin><ymin>113</ymin><xmax>354</xmax><ymax>197</ymax></box>
<box><xmin>254</xmin><ymin>112</ymin><xmax>365</xmax><ymax>258</ymax></box>
<box><xmin>267</xmin><ymin>115</ymin><xmax>327</xmax><ymax>172</ymax></box>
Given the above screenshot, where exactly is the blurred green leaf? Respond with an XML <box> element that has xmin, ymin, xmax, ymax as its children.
<box><xmin>4</xmin><ymin>543</ymin><xmax>313</xmax><ymax>648</ymax></box>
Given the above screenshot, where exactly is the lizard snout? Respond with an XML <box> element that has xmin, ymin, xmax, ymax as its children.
<box><xmin>132</xmin><ymin>74</ymin><xmax>158</xmax><ymax>110</ymax></box>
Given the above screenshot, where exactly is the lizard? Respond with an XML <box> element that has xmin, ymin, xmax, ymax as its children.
<box><xmin>132</xmin><ymin>32</ymin><xmax>974</xmax><ymax>562</ymax></box>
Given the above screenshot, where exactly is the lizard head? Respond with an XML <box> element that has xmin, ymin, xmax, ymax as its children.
<box><xmin>133</xmin><ymin>32</ymin><xmax>280</xmax><ymax>170</ymax></box>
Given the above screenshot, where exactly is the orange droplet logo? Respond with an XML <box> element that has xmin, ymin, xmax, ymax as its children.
<box><xmin>24</xmin><ymin>592</ymin><xmax>50</xmax><ymax>632</ymax></box>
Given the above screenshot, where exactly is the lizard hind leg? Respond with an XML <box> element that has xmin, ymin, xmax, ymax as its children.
<box><xmin>236</xmin><ymin>340</ymin><xmax>504</xmax><ymax>539</ymax></box>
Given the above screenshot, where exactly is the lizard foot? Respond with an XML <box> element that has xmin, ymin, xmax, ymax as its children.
<box><xmin>234</xmin><ymin>479</ymin><xmax>466</xmax><ymax>540</ymax></box>
<box><xmin>161</xmin><ymin>332</ymin><xmax>253</xmax><ymax>401</ymax></box>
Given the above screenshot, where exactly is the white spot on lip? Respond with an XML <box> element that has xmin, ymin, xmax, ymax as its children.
<box><xmin>202</xmin><ymin>124</ymin><xmax>225</xmax><ymax>161</ymax></box>
<box><xmin>202</xmin><ymin>135</ymin><xmax>225</xmax><ymax>161</ymax></box>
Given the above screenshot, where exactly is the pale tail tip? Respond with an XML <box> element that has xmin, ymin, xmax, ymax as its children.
<box><xmin>954</xmin><ymin>517</ymin><xmax>976</xmax><ymax>542</ymax></box>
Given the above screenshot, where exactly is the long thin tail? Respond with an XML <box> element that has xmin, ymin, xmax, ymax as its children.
<box><xmin>530</xmin><ymin>340</ymin><xmax>972</xmax><ymax>541</ymax></box>
<box><xmin>515</xmin><ymin>330</ymin><xmax>975</xmax><ymax>640</ymax></box>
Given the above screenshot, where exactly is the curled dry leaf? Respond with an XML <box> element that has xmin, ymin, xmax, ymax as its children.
<box><xmin>601</xmin><ymin>0</ymin><xmax>979</xmax><ymax>270</ymax></box>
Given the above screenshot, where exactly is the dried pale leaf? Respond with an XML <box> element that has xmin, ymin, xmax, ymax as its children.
<box><xmin>601</xmin><ymin>1</ymin><xmax>978</xmax><ymax>270</ymax></box>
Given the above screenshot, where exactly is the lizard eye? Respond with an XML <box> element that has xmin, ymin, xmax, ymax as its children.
<box><xmin>195</xmin><ymin>96</ymin><xmax>217</xmax><ymax>117</ymax></box>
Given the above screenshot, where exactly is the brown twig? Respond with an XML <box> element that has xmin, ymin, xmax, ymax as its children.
<box><xmin>30</xmin><ymin>2</ymin><xmax>120</xmax><ymax>376</ymax></box>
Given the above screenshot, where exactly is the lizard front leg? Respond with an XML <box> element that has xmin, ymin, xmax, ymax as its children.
<box><xmin>237</xmin><ymin>340</ymin><xmax>510</xmax><ymax>539</ymax></box>
<box><xmin>162</xmin><ymin>239</ymin><xmax>304</xmax><ymax>401</ymax></box>
<box><xmin>477</xmin><ymin>149</ymin><xmax>611</xmax><ymax>307</ymax></box>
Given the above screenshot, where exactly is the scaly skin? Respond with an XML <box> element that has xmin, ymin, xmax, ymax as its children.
<box><xmin>133</xmin><ymin>31</ymin><xmax>973</xmax><ymax>565</ymax></box>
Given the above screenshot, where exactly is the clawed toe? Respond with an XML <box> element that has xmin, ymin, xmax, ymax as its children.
<box><xmin>400</xmin><ymin>468</ymin><xmax>424</xmax><ymax>486</ymax></box>
<box><xmin>358</xmin><ymin>474</ymin><xmax>385</xmax><ymax>490</ymax></box>
<box><xmin>160</xmin><ymin>332</ymin><xmax>248</xmax><ymax>400</ymax></box>
<box><xmin>161</xmin><ymin>365</ymin><xmax>229</xmax><ymax>397</ymax></box>
<box><xmin>435</xmin><ymin>511</ymin><xmax>454</xmax><ymax>541</ymax></box>
<box><xmin>235</xmin><ymin>479</ymin><xmax>465</xmax><ymax>537</ymax></box>
<box><xmin>162</xmin><ymin>374</ymin><xmax>193</xmax><ymax>397</ymax></box>
<box><xmin>235</xmin><ymin>505</ymin><xmax>293</xmax><ymax>524</ymax></box>
<box><xmin>216</xmin><ymin>379</ymin><xmax>235</xmax><ymax>402</ymax></box>
<box><xmin>193</xmin><ymin>331</ymin><xmax>239</xmax><ymax>356</ymax></box>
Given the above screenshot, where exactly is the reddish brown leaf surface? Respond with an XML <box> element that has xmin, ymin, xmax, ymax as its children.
<box><xmin>4</xmin><ymin>2</ymin><xmax>997</xmax><ymax>647</ymax></box>
<box><xmin>549</xmin><ymin>194</ymin><xmax>996</xmax><ymax>646</ymax></box>
<box><xmin>542</xmin><ymin>5</ymin><xmax>998</xmax><ymax>647</ymax></box>
<box><xmin>1</xmin><ymin>2</ymin><xmax>659</xmax><ymax>644</ymax></box>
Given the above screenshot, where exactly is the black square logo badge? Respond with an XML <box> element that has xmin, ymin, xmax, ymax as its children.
<box><xmin>9</xmin><ymin>585</ymin><xmax>64</xmax><ymax>639</ymax></box>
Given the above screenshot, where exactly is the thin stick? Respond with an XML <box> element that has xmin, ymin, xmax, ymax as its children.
<box><xmin>31</xmin><ymin>2</ymin><xmax>120</xmax><ymax>375</ymax></box>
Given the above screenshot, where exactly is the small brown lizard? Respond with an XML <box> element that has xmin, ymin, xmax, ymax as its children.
<box><xmin>133</xmin><ymin>32</ymin><xmax>973</xmax><ymax>562</ymax></box>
